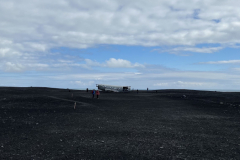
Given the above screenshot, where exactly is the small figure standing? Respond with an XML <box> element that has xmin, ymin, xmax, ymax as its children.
<box><xmin>92</xmin><ymin>90</ymin><xmax>95</xmax><ymax>98</ymax></box>
<box><xmin>137</xmin><ymin>89</ymin><xmax>138</xmax><ymax>94</ymax></box>
<box><xmin>96</xmin><ymin>90</ymin><xmax>100</xmax><ymax>99</ymax></box>
<box><xmin>147</xmin><ymin>88</ymin><xmax>148</xmax><ymax>91</ymax></box>
<box><xmin>86</xmin><ymin>88</ymin><xmax>88</xmax><ymax>92</ymax></box>
<box><xmin>74</xmin><ymin>102</ymin><xmax>76</xmax><ymax>109</ymax></box>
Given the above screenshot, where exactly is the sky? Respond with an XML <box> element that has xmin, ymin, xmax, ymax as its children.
<box><xmin>1</xmin><ymin>0</ymin><xmax>240</xmax><ymax>90</ymax></box>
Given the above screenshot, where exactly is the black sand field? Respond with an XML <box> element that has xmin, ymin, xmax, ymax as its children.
<box><xmin>1</xmin><ymin>87</ymin><xmax>240</xmax><ymax>159</ymax></box>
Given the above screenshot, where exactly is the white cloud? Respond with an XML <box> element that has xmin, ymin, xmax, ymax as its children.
<box><xmin>85</xmin><ymin>59</ymin><xmax>101</xmax><ymax>67</ymax></box>
<box><xmin>0</xmin><ymin>0</ymin><xmax>240</xmax><ymax>56</ymax></box>
<box><xmin>154</xmin><ymin>81</ymin><xmax>205</xmax><ymax>87</ymax></box>
<box><xmin>57</xmin><ymin>59</ymin><xmax>74</xmax><ymax>63</ymax></box>
<box><xmin>0</xmin><ymin>62</ymin><xmax>49</xmax><ymax>72</ymax></box>
<box><xmin>71</xmin><ymin>80</ymin><xmax>95</xmax><ymax>86</ymax></box>
<box><xmin>199</xmin><ymin>60</ymin><xmax>240</xmax><ymax>64</ymax></box>
<box><xmin>0</xmin><ymin>48</ymin><xmax>10</xmax><ymax>56</ymax></box>
<box><xmin>3</xmin><ymin>62</ymin><xmax>25</xmax><ymax>72</ymax></box>
<box><xmin>154</xmin><ymin>82</ymin><xmax>169</xmax><ymax>86</ymax></box>
<box><xmin>134</xmin><ymin>72</ymin><xmax>142</xmax><ymax>75</ymax></box>
<box><xmin>28</xmin><ymin>63</ymin><xmax>49</xmax><ymax>68</ymax></box>
<box><xmin>2</xmin><ymin>63</ymin><xmax>240</xmax><ymax>90</ymax></box>
<box><xmin>1</xmin><ymin>0</ymin><xmax>240</xmax><ymax>90</ymax></box>
<box><xmin>233</xmin><ymin>68</ymin><xmax>240</xmax><ymax>71</ymax></box>
<box><xmin>105</xmin><ymin>58</ymin><xmax>144</xmax><ymax>68</ymax></box>
<box><xmin>45</xmin><ymin>68</ymin><xmax>240</xmax><ymax>90</ymax></box>
<box><xmin>0</xmin><ymin>47</ymin><xmax>22</xmax><ymax>58</ymax></box>
<box><xmin>154</xmin><ymin>46</ymin><xmax>223</xmax><ymax>54</ymax></box>
<box><xmin>0</xmin><ymin>57</ymin><xmax>144</xmax><ymax>72</ymax></box>
<box><xmin>84</xmin><ymin>58</ymin><xmax>144</xmax><ymax>68</ymax></box>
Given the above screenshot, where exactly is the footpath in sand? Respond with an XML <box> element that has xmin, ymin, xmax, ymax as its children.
<box><xmin>0</xmin><ymin>87</ymin><xmax>240</xmax><ymax>159</ymax></box>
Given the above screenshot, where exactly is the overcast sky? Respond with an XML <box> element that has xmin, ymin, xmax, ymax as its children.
<box><xmin>1</xmin><ymin>0</ymin><xmax>240</xmax><ymax>90</ymax></box>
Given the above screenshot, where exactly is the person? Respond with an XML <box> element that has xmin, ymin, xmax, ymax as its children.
<box><xmin>96</xmin><ymin>90</ymin><xmax>100</xmax><ymax>99</ymax></box>
<box><xmin>137</xmin><ymin>89</ymin><xmax>138</xmax><ymax>94</ymax></box>
<box><xmin>147</xmin><ymin>88</ymin><xmax>148</xmax><ymax>91</ymax></box>
<box><xmin>92</xmin><ymin>90</ymin><xmax>95</xmax><ymax>98</ymax></box>
<box><xmin>86</xmin><ymin>88</ymin><xmax>88</xmax><ymax>92</ymax></box>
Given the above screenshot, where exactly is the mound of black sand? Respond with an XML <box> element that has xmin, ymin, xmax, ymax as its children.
<box><xmin>1</xmin><ymin>87</ymin><xmax>240</xmax><ymax>159</ymax></box>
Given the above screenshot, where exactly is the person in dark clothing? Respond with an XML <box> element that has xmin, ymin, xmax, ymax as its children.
<box><xmin>86</xmin><ymin>88</ymin><xmax>88</xmax><ymax>92</ymax></box>
<box><xmin>96</xmin><ymin>90</ymin><xmax>100</xmax><ymax>99</ymax></box>
<box><xmin>92</xmin><ymin>90</ymin><xmax>95</xmax><ymax>98</ymax></box>
<box><xmin>137</xmin><ymin>89</ymin><xmax>138</xmax><ymax>94</ymax></box>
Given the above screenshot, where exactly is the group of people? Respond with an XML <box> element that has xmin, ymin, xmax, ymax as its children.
<box><xmin>91</xmin><ymin>89</ymin><xmax>100</xmax><ymax>99</ymax></box>
<box><xmin>86</xmin><ymin>87</ymin><xmax>150</xmax><ymax>99</ymax></box>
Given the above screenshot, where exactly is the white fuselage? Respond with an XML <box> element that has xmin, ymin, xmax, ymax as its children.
<box><xmin>96</xmin><ymin>84</ymin><xmax>131</xmax><ymax>92</ymax></box>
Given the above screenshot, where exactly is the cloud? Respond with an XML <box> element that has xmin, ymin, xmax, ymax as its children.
<box><xmin>154</xmin><ymin>81</ymin><xmax>204</xmax><ymax>87</ymax></box>
<box><xmin>0</xmin><ymin>41</ymin><xmax>22</xmax><ymax>59</ymax></box>
<box><xmin>71</xmin><ymin>80</ymin><xmax>95</xmax><ymax>86</ymax></box>
<box><xmin>233</xmin><ymin>68</ymin><xmax>240</xmax><ymax>71</ymax></box>
<box><xmin>0</xmin><ymin>62</ymin><xmax>49</xmax><ymax>72</ymax></box>
<box><xmin>3</xmin><ymin>62</ymin><xmax>25</xmax><ymax>72</ymax></box>
<box><xmin>84</xmin><ymin>58</ymin><xmax>145</xmax><ymax>68</ymax></box>
<box><xmin>2</xmin><ymin>63</ymin><xmax>240</xmax><ymax>90</ymax></box>
<box><xmin>44</xmin><ymin>67</ymin><xmax>240</xmax><ymax>90</ymax></box>
<box><xmin>57</xmin><ymin>59</ymin><xmax>74</xmax><ymax>63</ymax></box>
<box><xmin>199</xmin><ymin>60</ymin><xmax>240</xmax><ymax>64</ymax></box>
<box><xmin>153</xmin><ymin>46</ymin><xmax>223</xmax><ymax>54</ymax></box>
<box><xmin>1</xmin><ymin>0</ymin><xmax>240</xmax><ymax>56</ymax></box>
<box><xmin>1</xmin><ymin>0</ymin><xmax>240</xmax><ymax>90</ymax></box>
<box><xmin>105</xmin><ymin>58</ymin><xmax>144</xmax><ymax>68</ymax></box>
<box><xmin>0</xmin><ymin>57</ymin><xmax>144</xmax><ymax>72</ymax></box>
<box><xmin>85</xmin><ymin>59</ymin><xmax>101</xmax><ymax>67</ymax></box>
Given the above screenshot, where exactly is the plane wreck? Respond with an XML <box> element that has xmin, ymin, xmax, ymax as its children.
<box><xmin>96</xmin><ymin>84</ymin><xmax>131</xmax><ymax>92</ymax></box>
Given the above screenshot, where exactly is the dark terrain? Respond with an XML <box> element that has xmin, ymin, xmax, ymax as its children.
<box><xmin>0</xmin><ymin>87</ymin><xmax>240</xmax><ymax>159</ymax></box>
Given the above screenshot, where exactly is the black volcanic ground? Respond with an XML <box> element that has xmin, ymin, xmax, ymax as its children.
<box><xmin>0</xmin><ymin>87</ymin><xmax>240</xmax><ymax>159</ymax></box>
